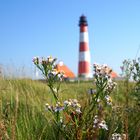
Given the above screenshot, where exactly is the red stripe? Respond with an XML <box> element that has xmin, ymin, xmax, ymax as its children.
<box><xmin>80</xmin><ymin>25</ymin><xmax>87</xmax><ymax>32</ymax></box>
<box><xmin>79</xmin><ymin>42</ymin><xmax>89</xmax><ymax>51</ymax></box>
<box><xmin>78</xmin><ymin>61</ymin><xmax>90</xmax><ymax>74</ymax></box>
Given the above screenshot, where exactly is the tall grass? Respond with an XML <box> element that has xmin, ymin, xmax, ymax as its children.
<box><xmin>0</xmin><ymin>79</ymin><xmax>49</xmax><ymax>139</ymax></box>
<box><xmin>0</xmin><ymin>78</ymin><xmax>139</xmax><ymax>139</ymax></box>
<box><xmin>0</xmin><ymin>78</ymin><xmax>93</xmax><ymax>140</ymax></box>
<box><xmin>0</xmin><ymin>57</ymin><xmax>140</xmax><ymax>139</ymax></box>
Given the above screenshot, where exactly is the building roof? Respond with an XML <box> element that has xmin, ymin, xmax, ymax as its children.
<box><xmin>56</xmin><ymin>61</ymin><xmax>75</xmax><ymax>78</ymax></box>
<box><xmin>110</xmin><ymin>71</ymin><xmax>118</xmax><ymax>78</ymax></box>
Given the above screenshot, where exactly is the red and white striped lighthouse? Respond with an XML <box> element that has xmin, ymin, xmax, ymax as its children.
<box><xmin>78</xmin><ymin>15</ymin><xmax>91</xmax><ymax>79</ymax></box>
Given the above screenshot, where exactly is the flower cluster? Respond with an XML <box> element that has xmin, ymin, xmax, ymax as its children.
<box><xmin>120</xmin><ymin>59</ymin><xmax>133</xmax><ymax>79</ymax></box>
<box><xmin>33</xmin><ymin>56</ymin><xmax>56</xmax><ymax>64</ymax></box>
<box><xmin>110</xmin><ymin>133</ymin><xmax>126</xmax><ymax>140</ymax></box>
<box><xmin>33</xmin><ymin>56</ymin><xmax>64</xmax><ymax>82</ymax></box>
<box><xmin>93</xmin><ymin>63</ymin><xmax>112</xmax><ymax>79</ymax></box>
<box><xmin>105</xmin><ymin>95</ymin><xmax>112</xmax><ymax>105</ymax></box>
<box><xmin>33</xmin><ymin>56</ymin><xmax>39</xmax><ymax>65</ymax></box>
<box><xmin>45</xmin><ymin>102</ymin><xmax>64</xmax><ymax>113</ymax></box>
<box><xmin>132</xmin><ymin>58</ymin><xmax>140</xmax><ymax>81</ymax></box>
<box><xmin>45</xmin><ymin>99</ymin><xmax>82</xmax><ymax>114</ymax></box>
<box><xmin>47</xmin><ymin>69</ymin><xmax>64</xmax><ymax>82</ymax></box>
<box><xmin>93</xmin><ymin>63</ymin><xmax>117</xmax><ymax>94</ymax></box>
<box><xmin>64</xmin><ymin>99</ymin><xmax>82</xmax><ymax>114</ymax></box>
<box><xmin>93</xmin><ymin>115</ymin><xmax>108</xmax><ymax>130</ymax></box>
<box><xmin>120</xmin><ymin>58</ymin><xmax>140</xmax><ymax>105</ymax></box>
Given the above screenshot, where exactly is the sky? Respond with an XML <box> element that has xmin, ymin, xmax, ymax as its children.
<box><xmin>0</xmin><ymin>0</ymin><xmax>140</xmax><ymax>78</ymax></box>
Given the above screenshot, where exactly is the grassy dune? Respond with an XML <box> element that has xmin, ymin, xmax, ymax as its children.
<box><xmin>0</xmin><ymin>78</ymin><xmax>139</xmax><ymax>139</ymax></box>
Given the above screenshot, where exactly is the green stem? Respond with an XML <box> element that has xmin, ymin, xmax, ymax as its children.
<box><xmin>49</xmin><ymin>85</ymin><xmax>59</xmax><ymax>102</ymax></box>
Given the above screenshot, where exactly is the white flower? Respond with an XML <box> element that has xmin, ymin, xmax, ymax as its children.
<box><xmin>99</xmin><ymin>120</ymin><xmax>108</xmax><ymax>130</ymax></box>
<box><xmin>111</xmin><ymin>133</ymin><xmax>122</xmax><ymax>140</ymax></box>
<box><xmin>33</xmin><ymin>56</ymin><xmax>39</xmax><ymax>64</ymax></box>
<box><xmin>71</xmin><ymin>99</ymin><xmax>78</xmax><ymax>107</ymax></box>
<box><xmin>93</xmin><ymin>115</ymin><xmax>99</xmax><ymax>124</ymax></box>
<box><xmin>56</xmin><ymin>102</ymin><xmax>61</xmax><ymax>107</ymax></box>
<box><xmin>93</xmin><ymin>116</ymin><xmax>108</xmax><ymax>130</ymax></box>
<box><xmin>52</xmin><ymin>88</ymin><xmax>57</xmax><ymax>93</ymax></box>
<box><xmin>45</xmin><ymin>103</ymin><xmax>49</xmax><ymax>107</ymax></box>
<box><xmin>97</xmin><ymin>98</ymin><xmax>100</xmax><ymax>103</ymax></box>
<box><xmin>75</xmin><ymin>107</ymin><xmax>82</xmax><ymax>114</ymax></box>
<box><xmin>73</xmin><ymin>99</ymin><xmax>78</xmax><ymax>104</ymax></box>
<box><xmin>103</xmin><ymin>64</ymin><xmax>108</xmax><ymax>68</ymax></box>
<box><xmin>76</xmin><ymin>103</ymin><xmax>81</xmax><ymax>108</ymax></box>
<box><xmin>64</xmin><ymin>99</ymin><xmax>82</xmax><ymax>114</ymax></box>
<box><xmin>64</xmin><ymin>100</ymin><xmax>72</xmax><ymax>106</ymax></box>
<box><xmin>105</xmin><ymin>95</ymin><xmax>112</xmax><ymax>105</ymax></box>
<box><xmin>93</xmin><ymin>115</ymin><xmax>99</xmax><ymax>128</ymax></box>
<box><xmin>51</xmin><ymin>71</ymin><xmax>57</xmax><ymax>76</ymax></box>
<box><xmin>64</xmin><ymin>100</ymin><xmax>69</xmax><ymax>106</ymax></box>
<box><xmin>47</xmin><ymin>56</ymin><xmax>54</xmax><ymax>63</ymax></box>
<box><xmin>45</xmin><ymin>103</ymin><xmax>52</xmax><ymax>111</ymax></box>
<box><xmin>60</xmin><ymin>117</ymin><xmax>63</xmax><ymax>123</ymax></box>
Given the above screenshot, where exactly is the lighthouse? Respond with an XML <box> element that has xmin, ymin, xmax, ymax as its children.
<box><xmin>78</xmin><ymin>15</ymin><xmax>91</xmax><ymax>79</ymax></box>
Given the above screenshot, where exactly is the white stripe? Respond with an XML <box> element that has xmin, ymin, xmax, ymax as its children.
<box><xmin>79</xmin><ymin>51</ymin><xmax>90</xmax><ymax>62</ymax></box>
<box><xmin>80</xmin><ymin>32</ymin><xmax>89</xmax><ymax>42</ymax></box>
<box><xmin>78</xmin><ymin>73</ymin><xmax>93</xmax><ymax>78</ymax></box>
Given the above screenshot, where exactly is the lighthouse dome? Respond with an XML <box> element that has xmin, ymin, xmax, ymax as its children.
<box><xmin>79</xmin><ymin>15</ymin><xmax>88</xmax><ymax>26</ymax></box>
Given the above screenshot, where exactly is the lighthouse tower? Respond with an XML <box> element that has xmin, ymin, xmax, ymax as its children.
<box><xmin>78</xmin><ymin>15</ymin><xmax>91</xmax><ymax>79</ymax></box>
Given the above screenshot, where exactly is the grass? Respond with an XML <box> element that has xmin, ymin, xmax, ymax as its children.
<box><xmin>0</xmin><ymin>78</ymin><xmax>140</xmax><ymax>139</ymax></box>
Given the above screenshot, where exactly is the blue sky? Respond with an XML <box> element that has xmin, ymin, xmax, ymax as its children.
<box><xmin>0</xmin><ymin>0</ymin><xmax>140</xmax><ymax>78</ymax></box>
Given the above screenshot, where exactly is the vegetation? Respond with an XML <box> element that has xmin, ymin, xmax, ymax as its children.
<box><xmin>0</xmin><ymin>57</ymin><xmax>140</xmax><ymax>140</ymax></box>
